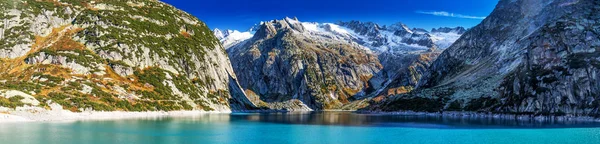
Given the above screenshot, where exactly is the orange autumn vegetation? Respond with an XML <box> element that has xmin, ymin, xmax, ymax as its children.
<box><xmin>180</xmin><ymin>31</ymin><xmax>191</xmax><ymax>38</ymax></box>
<box><xmin>0</xmin><ymin>25</ymin><xmax>152</xmax><ymax>108</ymax></box>
<box><xmin>386</xmin><ymin>86</ymin><xmax>413</xmax><ymax>96</ymax></box>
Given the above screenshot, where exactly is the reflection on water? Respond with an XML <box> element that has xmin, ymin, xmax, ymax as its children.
<box><xmin>1</xmin><ymin>112</ymin><xmax>600</xmax><ymax>144</ymax></box>
<box><xmin>233</xmin><ymin>111</ymin><xmax>600</xmax><ymax>129</ymax></box>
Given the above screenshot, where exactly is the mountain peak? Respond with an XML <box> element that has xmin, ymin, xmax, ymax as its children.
<box><xmin>213</xmin><ymin>28</ymin><xmax>225</xmax><ymax>39</ymax></box>
<box><xmin>252</xmin><ymin>17</ymin><xmax>308</xmax><ymax>38</ymax></box>
<box><xmin>337</xmin><ymin>20</ymin><xmax>382</xmax><ymax>37</ymax></box>
<box><xmin>253</xmin><ymin>21</ymin><xmax>278</xmax><ymax>39</ymax></box>
<box><xmin>248</xmin><ymin>22</ymin><xmax>264</xmax><ymax>32</ymax></box>
<box><xmin>387</xmin><ymin>22</ymin><xmax>413</xmax><ymax>33</ymax></box>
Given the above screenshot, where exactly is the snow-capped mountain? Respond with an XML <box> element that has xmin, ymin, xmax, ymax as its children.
<box><xmin>212</xmin><ymin>17</ymin><xmax>467</xmax><ymax>110</ymax></box>
<box><xmin>212</xmin><ymin>28</ymin><xmax>254</xmax><ymax>49</ymax></box>
<box><xmin>427</xmin><ymin>27</ymin><xmax>467</xmax><ymax>49</ymax></box>
<box><xmin>336</xmin><ymin>21</ymin><xmax>434</xmax><ymax>53</ymax></box>
<box><xmin>411</xmin><ymin>28</ymin><xmax>429</xmax><ymax>34</ymax></box>
<box><xmin>430</xmin><ymin>31</ymin><xmax>463</xmax><ymax>49</ymax></box>
<box><xmin>431</xmin><ymin>27</ymin><xmax>467</xmax><ymax>34</ymax></box>
<box><xmin>215</xmin><ymin>19</ymin><xmax>465</xmax><ymax>54</ymax></box>
<box><xmin>213</xmin><ymin>28</ymin><xmax>226</xmax><ymax>40</ymax></box>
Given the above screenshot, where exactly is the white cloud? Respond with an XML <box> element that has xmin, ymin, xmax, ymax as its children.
<box><xmin>416</xmin><ymin>11</ymin><xmax>486</xmax><ymax>19</ymax></box>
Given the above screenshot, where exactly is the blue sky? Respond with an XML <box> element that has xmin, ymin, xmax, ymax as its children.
<box><xmin>161</xmin><ymin>0</ymin><xmax>498</xmax><ymax>31</ymax></box>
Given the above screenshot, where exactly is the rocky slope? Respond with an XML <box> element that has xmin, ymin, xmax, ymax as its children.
<box><xmin>331</xmin><ymin>21</ymin><xmax>451</xmax><ymax>98</ymax></box>
<box><xmin>219</xmin><ymin>18</ymin><xmax>465</xmax><ymax>110</ymax></box>
<box><xmin>365</xmin><ymin>0</ymin><xmax>600</xmax><ymax>117</ymax></box>
<box><xmin>0</xmin><ymin>0</ymin><xmax>258</xmax><ymax>113</ymax></box>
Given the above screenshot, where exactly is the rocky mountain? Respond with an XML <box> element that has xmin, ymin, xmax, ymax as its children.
<box><xmin>0</xmin><ymin>0</ymin><xmax>258</xmax><ymax>112</ymax></box>
<box><xmin>227</xmin><ymin>18</ymin><xmax>383</xmax><ymax>110</ymax></box>
<box><xmin>365</xmin><ymin>0</ymin><xmax>600</xmax><ymax>117</ymax></box>
<box><xmin>331</xmin><ymin>21</ymin><xmax>460</xmax><ymax>98</ymax></box>
<box><xmin>219</xmin><ymin>18</ymin><xmax>465</xmax><ymax>110</ymax></box>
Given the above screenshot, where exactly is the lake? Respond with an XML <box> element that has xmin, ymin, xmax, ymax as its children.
<box><xmin>1</xmin><ymin>111</ymin><xmax>600</xmax><ymax>144</ymax></box>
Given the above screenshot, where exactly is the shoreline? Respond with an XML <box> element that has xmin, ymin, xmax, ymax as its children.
<box><xmin>0</xmin><ymin>104</ymin><xmax>236</xmax><ymax>123</ymax></box>
<box><xmin>4</xmin><ymin>107</ymin><xmax>600</xmax><ymax>123</ymax></box>
<box><xmin>0</xmin><ymin>110</ymin><xmax>233</xmax><ymax>123</ymax></box>
<box><xmin>355</xmin><ymin>110</ymin><xmax>600</xmax><ymax>122</ymax></box>
<box><xmin>0</xmin><ymin>105</ymin><xmax>291</xmax><ymax>123</ymax></box>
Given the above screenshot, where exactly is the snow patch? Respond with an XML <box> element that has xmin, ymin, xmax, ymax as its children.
<box><xmin>431</xmin><ymin>32</ymin><xmax>462</xmax><ymax>49</ymax></box>
<box><xmin>215</xmin><ymin>29</ymin><xmax>254</xmax><ymax>49</ymax></box>
<box><xmin>0</xmin><ymin>90</ymin><xmax>40</xmax><ymax>106</ymax></box>
<box><xmin>324</xmin><ymin>23</ymin><xmax>351</xmax><ymax>34</ymax></box>
<box><xmin>301</xmin><ymin>22</ymin><xmax>319</xmax><ymax>32</ymax></box>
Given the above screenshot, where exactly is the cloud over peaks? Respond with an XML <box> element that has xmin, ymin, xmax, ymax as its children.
<box><xmin>416</xmin><ymin>11</ymin><xmax>486</xmax><ymax>19</ymax></box>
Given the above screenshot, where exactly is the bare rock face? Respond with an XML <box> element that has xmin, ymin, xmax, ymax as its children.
<box><xmin>366</xmin><ymin>0</ymin><xmax>600</xmax><ymax>117</ymax></box>
<box><xmin>0</xmin><ymin>0</ymin><xmax>257</xmax><ymax>112</ymax></box>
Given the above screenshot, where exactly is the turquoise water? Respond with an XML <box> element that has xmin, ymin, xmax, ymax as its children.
<box><xmin>1</xmin><ymin>112</ymin><xmax>600</xmax><ymax>144</ymax></box>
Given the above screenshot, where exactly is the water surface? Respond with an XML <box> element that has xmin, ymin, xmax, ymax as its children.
<box><xmin>1</xmin><ymin>112</ymin><xmax>600</xmax><ymax>144</ymax></box>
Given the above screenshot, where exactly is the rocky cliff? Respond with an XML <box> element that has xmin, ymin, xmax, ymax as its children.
<box><xmin>365</xmin><ymin>0</ymin><xmax>600</xmax><ymax>117</ymax></box>
<box><xmin>0</xmin><ymin>0</ymin><xmax>257</xmax><ymax>112</ymax></box>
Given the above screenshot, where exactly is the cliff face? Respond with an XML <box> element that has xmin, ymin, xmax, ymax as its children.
<box><xmin>496</xmin><ymin>0</ymin><xmax>600</xmax><ymax>116</ymax></box>
<box><xmin>366</xmin><ymin>0</ymin><xmax>600</xmax><ymax>117</ymax></box>
<box><xmin>0</xmin><ymin>0</ymin><xmax>256</xmax><ymax>112</ymax></box>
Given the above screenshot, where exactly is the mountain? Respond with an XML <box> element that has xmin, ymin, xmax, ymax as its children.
<box><xmin>226</xmin><ymin>18</ymin><xmax>383</xmax><ymax>110</ymax></box>
<box><xmin>411</xmin><ymin>28</ymin><xmax>429</xmax><ymax>34</ymax></box>
<box><xmin>331</xmin><ymin>21</ymin><xmax>464</xmax><ymax>98</ymax></box>
<box><xmin>213</xmin><ymin>28</ymin><xmax>254</xmax><ymax>49</ymax></box>
<box><xmin>337</xmin><ymin>21</ymin><xmax>466</xmax><ymax>52</ymax></box>
<box><xmin>219</xmin><ymin>18</ymin><xmax>465</xmax><ymax>110</ymax></box>
<box><xmin>0</xmin><ymin>0</ymin><xmax>258</xmax><ymax>112</ymax></box>
<box><xmin>431</xmin><ymin>27</ymin><xmax>467</xmax><ymax>34</ymax></box>
<box><xmin>217</xmin><ymin>20</ymin><xmax>466</xmax><ymax>53</ymax></box>
<box><xmin>213</xmin><ymin>28</ymin><xmax>226</xmax><ymax>40</ymax></box>
<box><xmin>365</xmin><ymin>0</ymin><xmax>600</xmax><ymax>117</ymax></box>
